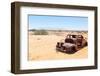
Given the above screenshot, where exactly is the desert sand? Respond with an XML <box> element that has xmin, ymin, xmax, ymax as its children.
<box><xmin>28</xmin><ymin>31</ymin><xmax>88</xmax><ymax>61</ymax></box>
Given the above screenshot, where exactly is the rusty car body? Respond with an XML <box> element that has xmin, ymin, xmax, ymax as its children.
<box><xmin>56</xmin><ymin>34</ymin><xmax>87</xmax><ymax>54</ymax></box>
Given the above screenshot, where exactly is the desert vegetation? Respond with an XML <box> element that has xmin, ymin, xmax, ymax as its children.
<box><xmin>34</xmin><ymin>29</ymin><xmax>48</xmax><ymax>35</ymax></box>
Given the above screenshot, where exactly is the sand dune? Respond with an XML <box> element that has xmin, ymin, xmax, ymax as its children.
<box><xmin>28</xmin><ymin>31</ymin><xmax>88</xmax><ymax>61</ymax></box>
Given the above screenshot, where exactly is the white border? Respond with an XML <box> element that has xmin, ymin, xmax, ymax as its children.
<box><xmin>20</xmin><ymin>7</ymin><xmax>95</xmax><ymax>70</ymax></box>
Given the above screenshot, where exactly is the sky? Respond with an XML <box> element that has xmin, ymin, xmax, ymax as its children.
<box><xmin>28</xmin><ymin>15</ymin><xmax>88</xmax><ymax>31</ymax></box>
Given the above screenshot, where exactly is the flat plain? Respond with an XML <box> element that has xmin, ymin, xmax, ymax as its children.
<box><xmin>28</xmin><ymin>31</ymin><xmax>88</xmax><ymax>61</ymax></box>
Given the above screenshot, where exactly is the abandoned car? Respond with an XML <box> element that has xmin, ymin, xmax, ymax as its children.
<box><xmin>56</xmin><ymin>34</ymin><xmax>87</xmax><ymax>54</ymax></box>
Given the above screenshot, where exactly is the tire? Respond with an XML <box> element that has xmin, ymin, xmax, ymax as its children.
<box><xmin>72</xmin><ymin>46</ymin><xmax>76</xmax><ymax>52</ymax></box>
<box><xmin>84</xmin><ymin>42</ymin><xmax>88</xmax><ymax>46</ymax></box>
<box><xmin>65</xmin><ymin>46</ymin><xmax>77</xmax><ymax>54</ymax></box>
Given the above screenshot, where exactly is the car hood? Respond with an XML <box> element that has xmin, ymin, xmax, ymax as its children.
<box><xmin>62</xmin><ymin>43</ymin><xmax>76</xmax><ymax>48</ymax></box>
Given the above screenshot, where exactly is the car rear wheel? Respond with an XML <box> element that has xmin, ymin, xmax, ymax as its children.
<box><xmin>85</xmin><ymin>42</ymin><xmax>88</xmax><ymax>46</ymax></box>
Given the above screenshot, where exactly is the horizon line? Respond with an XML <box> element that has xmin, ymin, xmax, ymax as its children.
<box><xmin>29</xmin><ymin>29</ymin><xmax>88</xmax><ymax>31</ymax></box>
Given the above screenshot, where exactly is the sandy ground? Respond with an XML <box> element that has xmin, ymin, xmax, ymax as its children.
<box><xmin>28</xmin><ymin>32</ymin><xmax>88</xmax><ymax>61</ymax></box>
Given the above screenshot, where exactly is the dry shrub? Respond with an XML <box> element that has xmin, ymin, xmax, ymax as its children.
<box><xmin>34</xmin><ymin>30</ymin><xmax>48</xmax><ymax>35</ymax></box>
